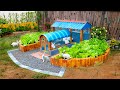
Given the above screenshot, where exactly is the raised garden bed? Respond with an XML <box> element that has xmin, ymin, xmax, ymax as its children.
<box><xmin>50</xmin><ymin>48</ymin><xmax>110</xmax><ymax>68</ymax></box>
<box><xmin>19</xmin><ymin>41</ymin><xmax>40</xmax><ymax>52</ymax></box>
<box><xmin>19</xmin><ymin>32</ymin><xmax>48</xmax><ymax>52</ymax></box>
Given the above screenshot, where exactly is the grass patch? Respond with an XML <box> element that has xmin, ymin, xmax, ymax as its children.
<box><xmin>0</xmin><ymin>68</ymin><xmax>5</xmax><ymax>77</ymax></box>
<box><xmin>32</xmin><ymin>73</ymin><xmax>50</xmax><ymax>79</ymax></box>
<box><xmin>0</xmin><ymin>35</ymin><xmax>20</xmax><ymax>63</ymax></box>
<box><xmin>109</xmin><ymin>50</ymin><xmax>120</xmax><ymax>56</ymax></box>
<box><xmin>94</xmin><ymin>61</ymin><xmax>103</xmax><ymax>67</ymax></box>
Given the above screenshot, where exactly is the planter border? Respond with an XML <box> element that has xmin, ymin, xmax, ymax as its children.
<box><xmin>19</xmin><ymin>41</ymin><xmax>40</xmax><ymax>52</ymax></box>
<box><xmin>50</xmin><ymin>48</ymin><xmax>110</xmax><ymax>67</ymax></box>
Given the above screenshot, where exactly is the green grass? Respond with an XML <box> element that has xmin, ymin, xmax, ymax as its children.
<box><xmin>0</xmin><ymin>35</ymin><xmax>21</xmax><ymax>64</ymax></box>
<box><xmin>0</xmin><ymin>37</ymin><xmax>20</xmax><ymax>68</ymax></box>
<box><xmin>32</xmin><ymin>73</ymin><xmax>50</xmax><ymax>79</ymax></box>
<box><xmin>0</xmin><ymin>35</ymin><xmax>20</xmax><ymax>57</ymax></box>
<box><xmin>109</xmin><ymin>49</ymin><xmax>120</xmax><ymax>56</ymax></box>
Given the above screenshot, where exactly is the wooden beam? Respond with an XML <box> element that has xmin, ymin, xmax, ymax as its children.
<box><xmin>48</xmin><ymin>42</ymin><xmax>52</xmax><ymax>50</ymax></box>
<box><xmin>56</xmin><ymin>19</ymin><xmax>86</xmax><ymax>23</ymax></box>
<box><xmin>39</xmin><ymin>36</ymin><xmax>41</xmax><ymax>48</ymax></box>
<box><xmin>69</xmin><ymin>28</ymin><xmax>72</xmax><ymax>43</ymax></box>
<box><xmin>80</xmin><ymin>30</ymin><xmax>83</xmax><ymax>41</ymax></box>
<box><xmin>89</xmin><ymin>28</ymin><xmax>92</xmax><ymax>39</ymax></box>
<box><xmin>52</xmin><ymin>27</ymin><xmax>55</xmax><ymax>32</ymax></box>
<box><xmin>44</xmin><ymin>44</ymin><xmax>46</xmax><ymax>51</ymax></box>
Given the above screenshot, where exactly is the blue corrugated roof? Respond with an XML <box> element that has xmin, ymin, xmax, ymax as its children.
<box><xmin>43</xmin><ymin>29</ymin><xmax>70</xmax><ymax>42</ymax></box>
<box><xmin>51</xmin><ymin>21</ymin><xmax>92</xmax><ymax>30</ymax></box>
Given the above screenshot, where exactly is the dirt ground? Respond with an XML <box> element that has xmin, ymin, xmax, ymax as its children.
<box><xmin>1</xmin><ymin>32</ymin><xmax>120</xmax><ymax>79</ymax></box>
<box><xmin>46</xmin><ymin>51</ymin><xmax>120</xmax><ymax>79</ymax></box>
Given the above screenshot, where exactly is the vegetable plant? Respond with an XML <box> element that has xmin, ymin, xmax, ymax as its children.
<box><xmin>20</xmin><ymin>32</ymin><xmax>47</xmax><ymax>46</ymax></box>
<box><xmin>58</xmin><ymin>38</ymin><xmax>109</xmax><ymax>59</ymax></box>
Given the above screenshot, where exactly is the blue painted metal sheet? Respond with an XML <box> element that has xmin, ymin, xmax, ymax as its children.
<box><xmin>43</xmin><ymin>29</ymin><xmax>71</xmax><ymax>42</ymax></box>
<box><xmin>72</xmin><ymin>32</ymin><xmax>80</xmax><ymax>43</ymax></box>
<box><xmin>82</xmin><ymin>22</ymin><xmax>92</xmax><ymax>30</ymax></box>
<box><xmin>51</xmin><ymin>21</ymin><xmax>61</xmax><ymax>27</ymax></box>
<box><xmin>72</xmin><ymin>30</ymin><xmax>90</xmax><ymax>43</ymax></box>
<box><xmin>51</xmin><ymin>21</ymin><xmax>92</xmax><ymax>30</ymax></box>
<box><xmin>83</xmin><ymin>33</ymin><xmax>90</xmax><ymax>40</ymax></box>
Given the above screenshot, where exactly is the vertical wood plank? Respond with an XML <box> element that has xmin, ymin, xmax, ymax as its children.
<box><xmin>69</xmin><ymin>28</ymin><xmax>72</xmax><ymax>43</ymax></box>
<box><xmin>48</xmin><ymin>42</ymin><xmax>52</xmax><ymax>50</ymax></box>
<box><xmin>80</xmin><ymin>30</ymin><xmax>83</xmax><ymax>41</ymax></box>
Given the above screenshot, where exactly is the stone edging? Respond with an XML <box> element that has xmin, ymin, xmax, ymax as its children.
<box><xmin>7</xmin><ymin>49</ymin><xmax>65</xmax><ymax>77</ymax></box>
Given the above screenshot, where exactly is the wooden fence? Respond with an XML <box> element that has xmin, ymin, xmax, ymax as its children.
<box><xmin>42</xmin><ymin>11</ymin><xmax>120</xmax><ymax>40</ymax></box>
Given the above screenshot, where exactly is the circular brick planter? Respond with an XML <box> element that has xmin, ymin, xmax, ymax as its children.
<box><xmin>50</xmin><ymin>48</ymin><xmax>110</xmax><ymax>68</ymax></box>
<box><xmin>19</xmin><ymin>41</ymin><xmax>40</xmax><ymax>52</ymax></box>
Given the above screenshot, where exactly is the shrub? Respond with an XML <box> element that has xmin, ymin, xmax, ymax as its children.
<box><xmin>0</xmin><ymin>17</ymin><xmax>8</xmax><ymax>24</ymax></box>
<box><xmin>0</xmin><ymin>22</ymin><xmax>38</xmax><ymax>37</ymax></box>
<box><xmin>0</xmin><ymin>27</ymin><xmax>13</xmax><ymax>37</ymax></box>
<box><xmin>91</xmin><ymin>26</ymin><xmax>107</xmax><ymax>40</ymax></box>
<box><xmin>0</xmin><ymin>22</ymin><xmax>38</xmax><ymax>32</ymax></box>
<box><xmin>108</xmin><ymin>38</ymin><xmax>120</xmax><ymax>49</ymax></box>
<box><xmin>15</xmin><ymin>22</ymin><xmax>38</xmax><ymax>31</ymax></box>
<box><xmin>45</xmin><ymin>22</ymin><xmax>51</xmax><ymax>29</ymax></box>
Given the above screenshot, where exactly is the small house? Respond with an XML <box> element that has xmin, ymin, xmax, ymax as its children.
<box><xmin>39</xmin><ymin>20</ymin><xmax>92</xmax><ymax>52</ymax></box>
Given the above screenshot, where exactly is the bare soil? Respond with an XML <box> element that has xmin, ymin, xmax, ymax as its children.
<box><xmin>0</xmin><ymin>62</ymin><xmax>36</xmax><ymax>79</ymax></box>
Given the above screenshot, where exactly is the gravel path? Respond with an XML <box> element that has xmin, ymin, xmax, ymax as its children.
<box><xmin>7</xmin><ymin>48</ymin><xmax>65</xmax><ymax>77</ymax></box>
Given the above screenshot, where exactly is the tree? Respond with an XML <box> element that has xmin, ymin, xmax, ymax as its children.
<box><xmin>36</xmin><ymin>11</ymin><xmax>42</xmax><ymax>32</ymax></box>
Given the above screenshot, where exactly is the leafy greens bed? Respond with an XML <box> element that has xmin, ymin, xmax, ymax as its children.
<box><xmin>58</xmin><ymin>38</ymin><xmax>109</xmax><ymax>58</ymax></box>
<box><xmin>20</xmin><ymin>32</ymin><xmax>47</xmax><ymax>46</ymax></box>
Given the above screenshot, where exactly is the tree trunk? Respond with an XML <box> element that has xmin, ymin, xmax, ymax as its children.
<box><xmin>36</xmin><ymin>11</ymin><xmax>42</xmax><ymax>32</ymax></box>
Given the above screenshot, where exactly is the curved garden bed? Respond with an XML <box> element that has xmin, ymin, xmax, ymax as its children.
<box><xmin>50</xmin><ymin>48</ymin><xmax>110</xmax><ymax>67</ymax></box>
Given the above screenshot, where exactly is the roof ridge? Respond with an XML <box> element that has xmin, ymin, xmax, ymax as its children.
<box><xmin>56</xmin><ymin>19</ymin><xmax>87</xmax><ymax>23</ymax></box>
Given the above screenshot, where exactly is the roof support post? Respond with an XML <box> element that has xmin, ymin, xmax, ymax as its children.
<box><xmin>44</xmin><ymin>43</ymin><xmax>46</xmax><ymax>51</ymax></box>
<box><xmin>39</xmin><ymin>36</ymin><xmax>41</xmax><ymax>48</ymax></box>
<box><xmin>69</xmin><ymin>28</ymin><xmax>72</xmax><ymax>43</ymax></box>
<box><xmin>80</xmin><ymin>30</ymin><xmax>83</xmax><ymax>42</ymax></box>
<box><xmin>48</xmin><ymin>42</ymin><xmax>52</xmax><ymax>50</ymax></box>
<box><xmin>52</xmin><ymin>27</ymin><xmax>55</xmax><ymax>32</ymax></box>
<box><xmin>89</xmin><ymin>28</ymin><xmax>92</xmax><ymax>39</ymax></box>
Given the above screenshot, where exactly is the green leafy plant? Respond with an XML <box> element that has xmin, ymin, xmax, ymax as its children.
<box><xmin>58</xmin><ymin>38</ymin><xmax>110</xmax><ymax>59</ymax></box>
<box><xmin>0</xmin><ymin>28</ymin><xmax>13</xmax><ymax>37</ymax></box>
<box><xmin>45</xmin><ymin>22</ymin><xmax>51</xmax><ymax>30</ymax></box>
<box><xmin>20</xmin><ymin>32</ymin><xmax>47</xmax><ymax>46</ymax></box>
<box><xmin>91</xmin><ymin>26</ymin><xmax>107</xmax><ymax>40</ymax></box>
<box><xmin>54</xmin><ymin>54</ymin><xmax>63</xmax><ymax>61</ymax></box>
<box><xmin>108</xmin><ymin>38</ymin><xmax>120</xmax><ymax>49</ymax></box>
